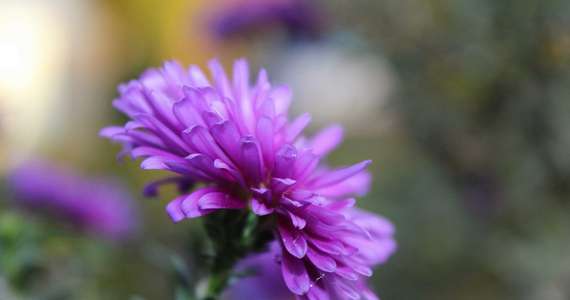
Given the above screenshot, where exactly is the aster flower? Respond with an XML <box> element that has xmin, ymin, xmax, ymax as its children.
<box><xmin>101</xmin><ymin>58</ymin><xmax>395</xmax><ymax>298</ymax></box>
<box><xmin>7</xmin><ymin>160</ymin><xmax>138</xmax><ymax>240</ymax></box>
<box><xmin>208</xmin><ymin>0</ymin><xmax>323</xmax><ymax>41</ymax></box>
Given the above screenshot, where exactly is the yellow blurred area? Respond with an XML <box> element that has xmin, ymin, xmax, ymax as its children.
<box><xmin>103</xmin><ymin>0</ymin><xmax>219</xmax><ymax>65</ymax></box>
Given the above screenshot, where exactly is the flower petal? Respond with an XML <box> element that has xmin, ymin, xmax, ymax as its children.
<box><xmin>180</xmin><ymin>187</ymin><xmax>219</xmax><ymax>218</ymax></box>
<box><xmin>306</xmin><ymin>247</ymin><xmax>337</xmax><ymax>273</ymax></box>
<box><xmin>256</xmin><ymin>116</ymin><xmax>274</xmax><ymax>168</ymax></box>
<box><xmin>208</xmin><ymin>59</ymin><xmax>232</xmax><ymax>98</ymax></box>
<box><xmin>239</xmin><ymin>136</ymin><xmax>264</xmax><ymax>183</ymax></box>
<box><xmin>278</xmin><ymin>222</ymin><xmax>307</xmax><ymax>259</ymax></box>
<box><xmin>198</xmin><ymin>192</ymin><xmax>244</xmax><ymax>210</ymax></box>
<box><xmin>309</xmin><ymin>125</ymin><xmax>343</xmax><ymax>156</ymax></box>
<box><xmin>274</xmin><ymin>144</ymin><xmax>297</xmax><ymax>178</ymax></box>
<box><xmin>288</xmin><ymin>211</ymin><xmax>306</xmax><ymax>230</ymax></box>
<box><xmin>251</xmin><ymin>198</ymin><xmax>274</xmax><ymax>216</ymax></box>
<box><xmin>294</xmin><ymin>149</ymin><xmax>320</xmax><ymax>183</ymax></box>
<box><xmin>308</xmin><ymin>160</ymin><xmax>372</xmax><ymax>189</ymax></box>
<box><xmin>316</xmin><ymin>171</ymin><xmax>371</xmax><ymax>197</ymax></box>
<box><xmin>99</xmin><ymin>126</ymin><xmax>125</xmax><ymax>138</ymax></box>
<box><xmin>270</xmin><ymin>86</ymin><xmax>292</xmax><ymax>116</ymax></box>
<box><xmin>287</xmin><ymin>113</ymin><xmax>311</xmax><ymax>142</ymax></box>
<box><xmin>281</xmin><ymin>251</ymin><xmax>310</xmax><ymax>295</ymax></box>
<box><xmin>166</xmin><ymin>195</ymin><xmax>186</xmax><ymax>222</ymax></box>
<box><xmin>173</xmin><ymin>97</ymin><xmax>205</xmax><ymax>128</ymax></box>
<box><xmin>209</xmin><ymin>120</ymin><xmax>242</xmax><ymax>163</ymax></box>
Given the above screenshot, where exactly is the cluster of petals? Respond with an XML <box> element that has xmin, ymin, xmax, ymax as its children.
<box><xmin>101</xmin><ymin>58</ymin><xmax>396</xmax><ymax>299</ymax></box>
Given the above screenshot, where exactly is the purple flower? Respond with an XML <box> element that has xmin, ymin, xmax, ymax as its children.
<box><xmin>208</xmin><ymin>0</ymin><xmax>323</xmax><ymax>41</ymax></box>
<box><xmin>223</xmin><ymin>242</ymin><xmax>292</xmax><ymax>300</ymax></box>
<box><xmin>101</xmin><ymin>59</ymin><xmax>395</xmax><ymax>298</ymax></box>
<box><xmin>7</xmin><ymin>160</ymin><xmax>138</xmax><ymax>240</ymax></box>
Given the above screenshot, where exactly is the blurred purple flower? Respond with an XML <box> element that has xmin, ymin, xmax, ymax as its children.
<box><xmin>223</xmin><ymin>242</ymin><xmax>292</xmax><ymax>300</ymax></box>
<box><xmin>7</xmin><ymin>160</ymin><xmax>138</xmax><ymax>240</ymax></box>
<box><xmin>101</xmin><ymin>58</ymin><xmax>395</xmax><ymax>298</ymax></box>
<box><xmin>208</xmin><ymin>0</ymin><xmax>323</xmax><ymax>41</ymax></box>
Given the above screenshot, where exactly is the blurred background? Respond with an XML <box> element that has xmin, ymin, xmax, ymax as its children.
<box><xmin>1</xmin><ymin>0</ymin><xmax>570</xmax><ymax>299</ymax></box>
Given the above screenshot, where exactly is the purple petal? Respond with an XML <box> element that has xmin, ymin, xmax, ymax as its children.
<box><xmin>99</xmin><ymin>126</ymin><xmax>125</xmax><ymax>138</ymax></box>
<box><xmin>306</xmin><ymin>206</ymin><xmax>346</xmax><ymax>226</ymax></box>
<box><xmin>252</xmin><ymin>69</ymin><xmax>271</xmax><ymax>111</ymax></box>
<box><xmin>325</xmin><ymin>198</ymin><xmax>356</xmax><ymax>211</ymax></box>
<box><xmin>131</xmin><ymin>146</ymin><xmax>178</xmax><ymax>159</ymax></box>
<box><xmin>287</xmin><ymin>112</ymin><xmax>311</xmax><ymax>142</ymax></box>
<box><xmin>180</xmin><ymin>187</ymin><xmax>219</xmax><ymax>218</ymax></box>
<box><xmin>188</xmin><ymin>65</ymin><xmax>210</xmax><ymax>86</ymax></box>
<box><xmin>198</xmin><ymin>192</ymin><xmax>244</xmax><ymax>210</ymax></box>
<box><xmin>316</xmin><ymin>171</ymin><xmax>371</xmax><ymax>197</ymax></box>
<box><xmin>278</xmin><ymin>222</ymin><xmax>307</xmax><ymax>259</ymax></box>
<box><xmin>142</xmin><ymin>88</ymin><xmax>181</xmax><ymax>129</ymax></box>
<box><xmin>251</xmin><ymin>198</ymin><xmax>274</xmax><ymax>216</ymax></box>
<box><xmin>186</xmin><ymin>153</ymin><xmax>228</xmax><ymax>182</ymax></box>
<box><xmin>213</xmin><ymin>159</ymin><xmax>246</xmax><ymax>186</ymax></box>
<box><xmin>124</xmin><ymin>130</ymin><xmax>166</xmax><ymax>148</ymax></box>
<box><xmin>308</xmin><ymin>236</ymin><xmax>345</xmax><ymax>256</ymax></box>
<box><xmin>306</xmin><ymin>247</ymin><xmax>337</xmax><ymax>273</ymax></box>
<box><xmin>308</xmin><ymin>160</ymin><xmax>372</xmax><ymax>189</ymax></box>
<box><xmin>183</xmin><ymin>125</ymin><xmax>234</xmax><ymax>165</ymax></box>
<box><xmin>137</xmin><ymin>114</ymin><xmax>190</xmax><ymax>154</ymax></box>
<box><xmin>281</xmin><ymin>251</ymin><xmax>310</xmax><ymax>295</ymax></box>
<box><xmin>141</xmin><ymin>156</ymin><xmax>169</xmax><ymax>170</ymax></box>
<box><xmin>310</xmin><ymin>125</ymin><xmax>343</xmax><ymax>156</ymax></box>
<box><xmin>281</xmin><ymin>196</ymin><xmax>304</xmax><ymax>207</ymax></box>
<box><xmin>270</xmin><ymin>86</ymin><xmax>292</xmax><ymax>115</ymax></box>
<box><xmin>207</xmin><ymin>59</ymin><xmax>232</xmax><ymax>98</ymax></box>
<box><xmin>335</xmin><ymin>264</ymin><xmax>359</xmax><ymax>281</ymax></box>
<box><xmin>239</xmin><ymin>136</ymin><xmax>264</xmax><ymax>183</ymax></box>
<box><xmin>166</xmin><ymin>195</ymin><xmax>187</xmax><ymax>222</ymax></box>
<box><xmin>257</xmin><ymin>95</ymin><xmax>276</xmax><ymax>118</ymax></box>
<box><xmin>274</xmin><ymin>144</ymin><xmax>297</xmax><ymax>178</ymax></box>
<box><xmin>293</xmin><ymin>149</ymin><xmax>320</xmax><ymax>183</ymax></box>
<box><xmin>161</xmin><ymin>60</ymin><xmax>187</xmax><ymax>87</ymax></box>
<box><xmin>349</xmin><ymin>262</ymin><xmax>373</xmax><ymax>277</ymax></box>
<box><xmin>331</xmin><ymin>277</ymin><xmax>361</xmax><ymax>300</ymax></box>
<box><xmin>256</xmin><ymin>116</ymin><xmax>274</xmax><ymax>168</ymax></box>
<box><xmin>271</xmin><ymin>177</ymin><xmax>296</xmax><ymax>195</ymax></box>
<box><xmin>305</xmin><ymin>283</ymin><xmax>328</xmax><ymax>300</ymax></box>
<box><xmin>288</xmin><ymin>189</ymin><xmax>314</xmax><ymax>201</ymax></box>
<box><xmin>209</xmin><ymin>120</ymin><xmax>242</xmax><ymax>163</ymax></box>
<box><xmin>233</xmin><ymin>59</ymin><xmax>256</xmax><ymax>132</ymax></box>
<box><xmin>173</xmin><ymin>97</ymin><xmax>206</xmax><ymax>128</ymax></box>
<box><xmin>233</xmin><ymin>58</ymin><xmax>250</xmax><ymax>103</ymax></box>
<box><xmin>288</xmin><ymin>211</ymin><xmax>306</xmax><ymax>229</ymax></box>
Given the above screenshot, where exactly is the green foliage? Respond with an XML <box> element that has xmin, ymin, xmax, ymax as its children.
<box><xmin>0</xmin><ymin>212</ymin><xmax>44</xmax><ymax>292</ymax></box>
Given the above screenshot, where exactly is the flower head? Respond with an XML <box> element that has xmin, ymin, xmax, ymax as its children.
<box><xmin>101</xmin><ymin>58</ymin><xmax>395</xmax><ymax>298</ymax></box>
<box><xmin>7</xmin><ymin>160</ymin><xmax>138</xmax><ymax>240</ymax></box>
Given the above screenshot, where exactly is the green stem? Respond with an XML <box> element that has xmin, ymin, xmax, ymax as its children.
<box><xmin>199</xmin><ymin>211</ymin><xmax>273</xmax><ymax>299</ymax></box>
<box><xmin>203</xmin><ymin>268</ymin><xmax>232</xmax><ymax>300</ymax></box>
